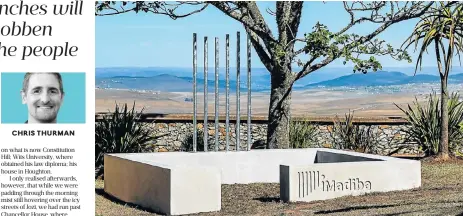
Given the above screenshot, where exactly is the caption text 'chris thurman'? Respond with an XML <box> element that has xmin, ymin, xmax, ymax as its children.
<box><xmin>12</xmin><ymin>130</ymin><xmax>75</xmax><ymax>136</ymax></box>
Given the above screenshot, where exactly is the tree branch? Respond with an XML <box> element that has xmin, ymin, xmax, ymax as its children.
<box><xmin>298</xmin><ymin>57</ymin><xmax>336</xmax><ymax>80</ymax></box>
<box><xmin>335</xmin><ymin>2</ymin><xmax>434</xmax><ymax>37</ymax></box>
<box><xmin>296</xmin><ymin>1</ymin><xmax>434</xmax><ymax>80</ymax></box>
<box><xmin>294</xmin><ymin>56</ymin><xmax>318</xmax><ymax>81</ymax></box>
<box><xmin>209</xmin><ymin>1</ymin><xmax>276</xmax><ymax>44</ymax></box>
<box><xmin>245</xmin><ymin>27</ymin><xmax>274</xmax><ymax>73</ymax></box>
<box><xmin>95</xmin><ymin>1</ymin><xmax>208</xmax><ymax>19</ymax></box>
<box><xmin>276</xmin><ymin>2</ymin><xmax>303</xmax><ymax>48</ymax></box>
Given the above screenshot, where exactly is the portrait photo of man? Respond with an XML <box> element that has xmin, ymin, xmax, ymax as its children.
<box><xmin>1</xmin><ymin>72</ymin><xmax>86</xmax><ymax>124</ymax></box>
<box><xmin>21</xmin><ymin>72</ymin><xmax>65</xmax><ymax>124</ymax></box>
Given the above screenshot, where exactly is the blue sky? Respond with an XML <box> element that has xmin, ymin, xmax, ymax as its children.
<box><xmin>96</xmin><ymin>2</ymin><xmax>450</xmax><ymax>70</ymax></box>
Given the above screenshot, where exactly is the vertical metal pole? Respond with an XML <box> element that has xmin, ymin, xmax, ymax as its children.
<box><xmin>204</xmin><ymin>37</ymin><xmax>208</xmax><ymax>152</ymax></box>
<box><xmin>215</xmin><ymin>37</ymin><xmax>219</xmax><ymax>152</ymax></box>
<box><xmin>193</xmin><ymin>33</ymin><xmax>197</xmax><ymax>152</ymax></box>
<box><xmin>226</xmin><ymin>34</ymin><xmax>230</xmax><ymax>152</ymax></box>
<box><xmin>247</xmin><ymin>35</ymin><xmax>252</xmax><ymax>151</ymax></box>
<box><xmin>236</xmin><ymin>31</ymin><xmax>241</xmax><ymax>151</ymax></box>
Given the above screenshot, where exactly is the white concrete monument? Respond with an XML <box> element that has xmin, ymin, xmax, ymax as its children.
<box><xmin>103</xmin><ymin>154</ymin><xmax>221</xmax><ymax>215</ymax></box>
<box><xmin>280</xmin><ymin>150</ymin><xmax>421</xmax><ymax>202</ymax></box>
<box><xmin>103</xmin><ymin>149</ymin><xmax>421</xmax><ymax>215</ymax></box>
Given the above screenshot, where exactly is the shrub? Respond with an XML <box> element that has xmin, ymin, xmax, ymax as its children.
<box><xmin>251</xmin><ymin>139</ymin><xmax>267</xmax><ymax>149</ymax></box>
<box><xmin>395</xmin><ymin>92</ymin><xmax>463</xmax><ymax>156</ymax></box>
<box><xmin>180</xmin><ymin>129</ymin><xmax>215</xmax><ymax>152</ymax></box>
<box><xmin>95</xmin><ymin>102</ymin><xmax>161</xmax><ymax>178</ymax></box>
<box><xmin>329</xmin><ymin>111</ymin><xmax>379</xmax><ymax>154</ymax></box>
<box><xmin>289</xmin><ymin>120</ymin><xmax>319</xmax><ymax>148</ymax></box>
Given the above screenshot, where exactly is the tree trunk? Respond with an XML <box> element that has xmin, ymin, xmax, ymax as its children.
<box><xmin>267</xmin><ymin>64</ymin><xmax>293</xmax><ymax>149</ymax></box>
<box><xmin>435</xmin><ymin>38</ymin><xmax>450</xmax><ymax>160</ymax></box>
<box><xmin>438</xmin><ymin>76</ymin><xmax>450</xmax><ymax>160</ymax></box>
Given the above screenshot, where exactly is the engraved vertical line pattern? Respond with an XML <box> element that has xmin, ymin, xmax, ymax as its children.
<box><xmin>302</xmin><ymin>171</ymin><xmax>305</xmax><ymax>198</ymax></box>
<box><xmin>298</xmin><ymin>172</ymin><xmax>301</xmax><ymax>198</ymax></box>
<box><xmin>309</xmin><ymin>171</ymin><xmax>312</xmax><ymax>193</ymax></box>
<box><xmin>310</xmin><ymin>171</ymin><xmax>317</xmax><ymax>191</ymax></box>
<box><xmin>305</xmin><ymin>171</ymin><xmax>308</xmax><ymax>196</ymax></box>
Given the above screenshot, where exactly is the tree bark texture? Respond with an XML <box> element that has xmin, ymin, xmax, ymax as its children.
<box><xmin>435</xmin><ymin>39</ymin><xmax>449</xmax><ymax>160</ymax></box>
<box><xmin>267</xmin><ymin>64</ymin><xmax>294</xmax><ymax>149</ymax></box>
<box><xmin>439</xmin><ymin>76</ymin><xmax>450</xmax><ymax>159</ymax></box>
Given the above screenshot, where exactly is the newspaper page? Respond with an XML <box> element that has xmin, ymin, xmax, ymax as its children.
<box><xmin>1</xmin><ymin>1</ymin><xmax>461</xmax><ymax>216</ymax></box>
<box><xmin>0</xmin><ymin>0</ymin><xmax>94</xmax><ymax>216</ymax></box>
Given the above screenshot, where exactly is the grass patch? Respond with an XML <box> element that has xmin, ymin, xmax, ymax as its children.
<box><xmin>95</xmin><ymin>160</ymin><xmax>463</xmax><ymax>216</ymax></box>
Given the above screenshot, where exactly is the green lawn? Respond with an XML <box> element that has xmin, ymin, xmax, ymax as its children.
<box><xmin>96</xmin><ymin>160</ymin><xmax>463</xmax><ymax>216</ymax></box>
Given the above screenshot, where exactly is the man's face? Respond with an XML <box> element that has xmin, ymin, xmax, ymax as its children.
<box><xmin>21</xmin><ymin>74</ymin><xmax>64</xmax><ymax>123</ymax></box>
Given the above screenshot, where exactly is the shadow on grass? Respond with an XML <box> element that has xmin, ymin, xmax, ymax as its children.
<box><xmin>380</xmin><ymin>209</ymin><xmax>434</xmax><ymax>216</ymax></box>
<box><xmin>313</xmin><ymin>200</ymin><xmax>463</xmax><ymax>215</ymax></box>
<box><xmin>95</xmin><ymin>188</ymin><xmax>164</xmax><ymax>215</ymax></box>
<box><xmin>314</xmin><ymin>204</ymin><xmax>399</xmax><ymax>214</ymax></box>
<box><xmin>381</xmin><ymin>206</ymin><xmax>463</xmax><ymax>216</ymax></box>
<box><xmin>253</xmin><ymin>196</ymin><xmax>281</xmax><ymax>203</ymax></box>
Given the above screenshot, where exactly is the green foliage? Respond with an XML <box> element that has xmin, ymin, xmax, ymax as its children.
<box><xmin>401</xmin><ymin>2</ymin><xmax>463</xmax><ymax>157</ymax></box>
<box><xmin>329</xmin><ymin>111</ymin><xmax>378</xmax><ymax>153</ymax></box>
<box><xmin>251</xmin><ymin>139</ymin><xmax>267</xmax><ymax>149</ymax></box>
<box><xmin>395</xmin><ymin>92</ymin><xmax>463</xmax><ymax>156</ymax></box>
<box><xmin>181</xmin><ymin>129</ymin><xmax>215</xmax><ymax>152</ymax></box>
<box><xmin>95</xmin><ymin>102</ymin><xmax>161</xmax><ymax>178</ymax></box>
<box><xmin>289</xmin><ymin>120</ymin><xmax>319</xmax><ymax>148</ymax></box>
<box><xmin>402</xmin><ymin>2</ymin><xmax>463</xmax><ymax>73</ymax></box>
<box><xmin>304</xmin><ymin>22</ymin><xmax>412</xmax><ymax>74</ymax></box>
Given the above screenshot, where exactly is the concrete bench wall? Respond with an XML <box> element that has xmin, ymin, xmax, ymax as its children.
<box><xmin>281</xmin><ymin>151</ymin><xmax>421</xmax><ymax>202</ymax></box>
<box><xmin>104</xmin><ymin>154</ymin><xmax>221</xmax><ymax>215</ymax></box>
<box><xmin>104</xmin><ymin>149</ymin><xmax>421</xmax><ymax>215</ymax></box>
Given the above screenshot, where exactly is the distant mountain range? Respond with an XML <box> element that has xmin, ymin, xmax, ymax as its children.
<box><xmin>304</xmin><ymin>71</ymin><xmax>463</xmax><ymax>88</ymax></box>
<box><xmin>96</xmin><ymin>74</ymin><xmax>249</xmax><ymax>92</ymax></box>
<box><xmin>96</xmin><ymin>67</ymin><xmax>463</xmax><ymax>92</ymax></box>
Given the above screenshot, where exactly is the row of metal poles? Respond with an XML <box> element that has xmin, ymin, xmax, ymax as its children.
<box><xmin>192</xmin><ymin>32</ymin><xmax>252</xmax><ymax>152</ymax></box>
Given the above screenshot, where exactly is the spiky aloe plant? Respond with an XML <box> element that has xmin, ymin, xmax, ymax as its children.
<box><xmin>395</xmin><ymin>92</ymin><xmax>463</xmax><ymax>156</ymax></box>
<box><xmin>95</xmin><ymin>102</ymin><xmax>161</xmax><ymax>178</ymax></box>
<box><xmin>181</xmin><ymin>129</ymin><xmax>215</xmax><ymax>152</ymax></box>
<box><xmin>289</xmin><ymin>120</ymin><xmax>319</xmax><ymax>148</ymax></box>
<box><xmin>402</xmin><ymin>2</ymin><xmax>463</xmax><ymax>159</ymax></box>
<box><xmin>329</xmin><ymin>111</ymin><xmax>378</xmax><ymax>153</ymax></box>
<box><xmin>448</xmin><ymin>93</ymin><xmax>463</xmax><ymax>151</ymax></box>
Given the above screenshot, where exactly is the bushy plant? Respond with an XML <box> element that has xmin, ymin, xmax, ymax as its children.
<box><xmin>289</xmin><ymin>120</ymin><xmax>319</xmax><ymax>148</ymax></box>
<box><xmin>180</xmin><ymin>129</ymin><xmax>215</xmax><ymax>152</ymax></box>
<box><xmin>395</xmin><ymin>92</ymin><xmax>463</xmax><ymax>156</ymax></box>
<box><xmin>329</xmin><ymin>111</ymin><xmax>378</xmax><ymax>153</ymax></box>
<box><xmin>95</xmin><ymin>102</ymin><xmax>161</xmax><ymax>178</ymax></box>
<box><xmin>251</xmin><ymin>139</ymin><xmax>267</xmax><ymax>149</ymax></box>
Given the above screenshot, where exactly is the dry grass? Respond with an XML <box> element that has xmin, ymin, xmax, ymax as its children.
<box><xmin>95</xmin><ymin>160</ymin><xmax>463</xmax><ymax>216</ymax></box>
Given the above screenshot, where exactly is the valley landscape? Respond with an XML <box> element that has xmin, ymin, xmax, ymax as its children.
<box><xmin>95</xmin><ymin>67</ymin><xmax>463</xmax><ymax>117</ymax></box>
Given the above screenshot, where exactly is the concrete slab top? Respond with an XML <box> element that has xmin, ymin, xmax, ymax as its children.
<box><xmin>106</xmin><ymin>148</ymin><xmax>418</xmax><ymax>171</ymax></box>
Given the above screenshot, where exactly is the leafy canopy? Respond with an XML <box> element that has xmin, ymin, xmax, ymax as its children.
<box><xmin>303</xmin><ymin>22</ymin><xmax>412</xmax><ymax>73</ymax></box>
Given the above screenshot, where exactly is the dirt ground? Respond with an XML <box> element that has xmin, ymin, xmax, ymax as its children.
<box><xmin>95</xmin><ymin>159</ymin><xmax>463</xmax><ymax>216</ymax></box>
<box><xmin>95</xmin><ymin>88</ymin><xmax>438</xmax><ymax>118</ymax></box>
